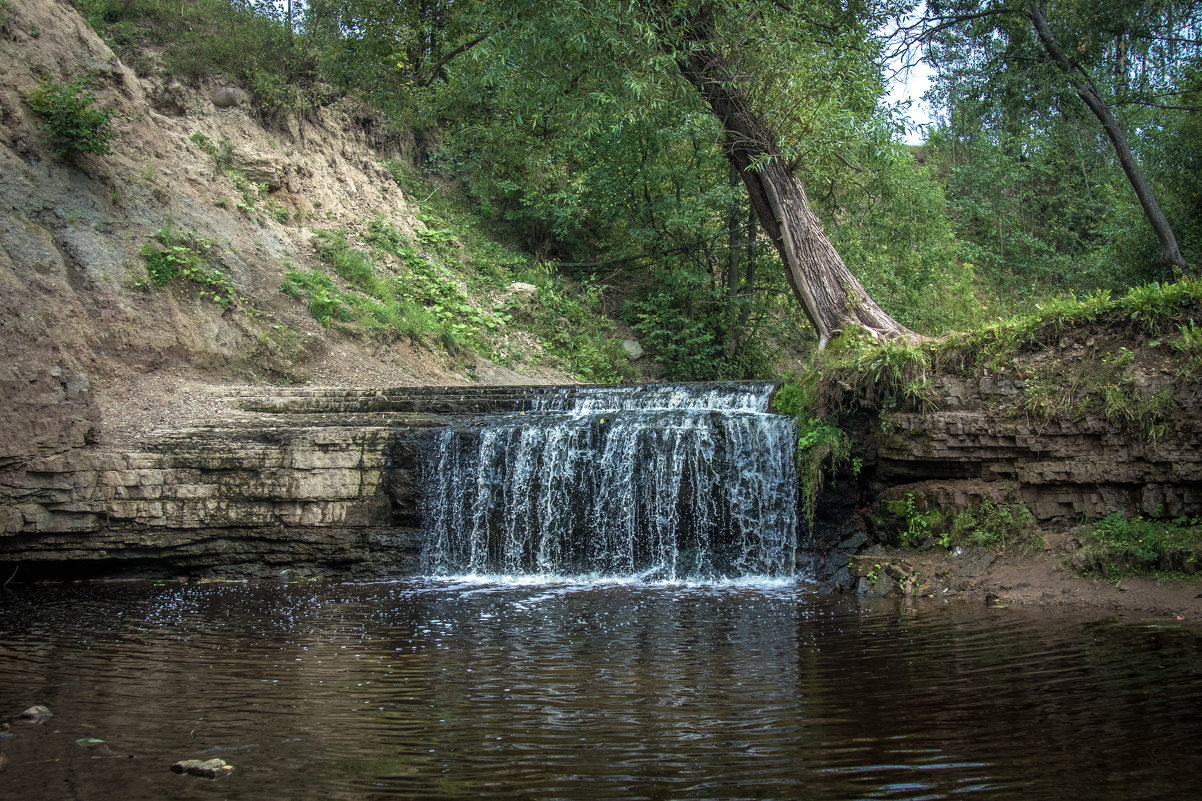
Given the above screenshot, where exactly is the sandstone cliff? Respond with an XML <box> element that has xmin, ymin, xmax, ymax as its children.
<box><xmin>0</xmin><ymin>0</ymin><xmax>574</xmax><ymax>470</ymax></box>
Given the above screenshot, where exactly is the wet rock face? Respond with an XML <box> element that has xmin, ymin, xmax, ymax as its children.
<box><xmin>0</xmin><ymin>386</ymin><xmax>559</xmax><ymax>580</ymax></box>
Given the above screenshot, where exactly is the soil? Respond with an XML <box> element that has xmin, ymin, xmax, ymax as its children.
<box><xmin>870</xmin><ymin>539</ymin><xmax>1202</xmax><ymax>620</ymax></box>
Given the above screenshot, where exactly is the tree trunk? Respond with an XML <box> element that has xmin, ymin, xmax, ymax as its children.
<box><xmin>1028</xmin><ymin>2</ymin><xmax>1189</xmax><ymax>275</ymax></box>
<box><xmin>727</xmin><ymin>203</ymin><xmax>759</xmax><ymax>361</ymax></box>
<box><xmin>725</xmin><ymin>163</ymin><xmax>743</xmax><ymax>358</ymax></box>
<box><xmin>673</xmin><ymin>36</ymin><xmax>913</xmax><ymax>348</ymax></box>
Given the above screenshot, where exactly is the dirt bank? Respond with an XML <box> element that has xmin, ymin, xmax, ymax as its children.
<box><xmin>854</xmin><ymin>539</ymin><xmax>1202</xmax><ymax>620</ymax></box>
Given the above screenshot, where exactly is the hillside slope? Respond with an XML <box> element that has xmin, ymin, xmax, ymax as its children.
<box><xmin>0</xmin><ymin>0</ymin><xmax>609</xmax><ymax>466</ymax></box>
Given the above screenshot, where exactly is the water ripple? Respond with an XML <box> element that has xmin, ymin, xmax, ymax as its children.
<box><xmin>1</xmin><ymin>582</ymin><xmax>1201</xmax><ymax>800</ymax></box>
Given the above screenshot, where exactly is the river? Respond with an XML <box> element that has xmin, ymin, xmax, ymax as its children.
<box><xmin>2</xmin><ymin>578</ymin><xmax>1200</xmax><ymax>800</ymax></box>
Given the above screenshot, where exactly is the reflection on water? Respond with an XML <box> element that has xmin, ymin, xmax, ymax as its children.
<box><xmin>1</xmin><ymin>579</ymin><xmax>1201</xmax><ymax>800</ymax></box>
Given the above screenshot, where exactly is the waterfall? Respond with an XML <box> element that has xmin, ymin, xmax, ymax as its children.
<box><xmin>418</xmin><ymin>383</ymin><xmax>798</xmax><ymax>581</ymax></box>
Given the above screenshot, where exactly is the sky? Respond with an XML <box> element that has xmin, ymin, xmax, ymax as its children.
<box><xmin>885</xmin><ymin>58</ymin><xmax>935</xmax><ymax>145</ymax></box>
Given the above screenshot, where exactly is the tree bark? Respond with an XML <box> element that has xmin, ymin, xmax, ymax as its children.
<box><xmin>672</xmin><ymin>34</ymin><xmax>913</xmax><ymax>347</ymax></box>
<box><xmin>1028</xmin><ymin>2</ymin><xmax>1189</xmax><ymax>274</ymax></box>
<box><xmin>725</xmin><ymin>163</ymin><xmax>744</xmax><ymax>357</ymax></box>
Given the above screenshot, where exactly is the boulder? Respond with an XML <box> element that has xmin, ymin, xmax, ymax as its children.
<box><xmin>234</xmin><ymin>151</ymin><xmax>290</xmax><ymax>192</ymax></box>
<box><xmin>621</xmin><ymin>339</ymin><xmax>644</xmax><ymax>360</ymax></box>
<box><xmin>209</xmin><ymin>86</ymin><xmax>246</xmax><ymax>108</ymax></box>
<box><xmin>505</xmin><ymin>282</ymin><xmax>538</xmax><ymax>299</ymax></box>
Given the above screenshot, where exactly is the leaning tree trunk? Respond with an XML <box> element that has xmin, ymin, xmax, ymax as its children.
<box><xmin>673</xmin><ymin>37</ymin><xmax>913</xmax><ymax>347</ymax></box>
<box><xmin>1029</xmin><ymin>2</ymin><xmax>1189</xmax><ymax>275</ymax></box>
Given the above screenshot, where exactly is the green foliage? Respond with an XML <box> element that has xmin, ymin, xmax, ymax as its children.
<box><xmin>772</xmin><ymin>376</ymin><xmax>850</xmax><ymax>530</ymax></box>
<box><xmin>940</xmin><ymin>278</ymin><xmax>1202</xmax><ymax>368</ymax></box>
<box><xmin>376</xmin><ymin>166</ymin><xmax>634</xmax><ymax>381</ymax></box>
<box><xmin>897</xmin><ymin>493</ymin><xmax>945</xmax><ymax>548</ymax></box>
<box><xmin>624</xmin><ymin>291</ymin><xmax>727</xmax><ymax>381</ymax></box>
<box><xmin>1171</xmin><ymin>321</ymin><xmax>1202</xmax><ymax>380</ymax></box>
<box><xmin>1076</xmin><ymin>514</ymin><xmax>1202</xmax><ymax>577</ymax></box>
<box><xmin>807</xmin><ymin>326</ymin><xmax>934</xmax><ymax>411</ymax></box>
<box><xmin>77</xmin><ymin>0</ymin><xmax>323</xmax><ymax>116</ymax></box>
<box><xmin>884</xmin><ymin>494</ymin><xmax>1038</xmax><ymax>552</ymax></box>
<box><xmin>280</xmin><ymin>269</ymin><xmax>355</xmax><ymax>327</ymax></box>
<box><xmin>795</xmin><ymin>418</ymin><xmax>850</xmax><ymax>533</ymax></box>
<box><xmin>825</xmin><ymin>134</ymin><xmax>971</xmax><ymax>335</ymax></box>
<box><xmin>1022</xmin><ymin>342</ymin><xmax>1172</xmax><ymax>442</ymax></box>
<box><xmin>950</xmin><ymin>499</ymin><xmax>1038</xmax><ymax>551</ymax></box>
<box><xmin>315</xmin><ymin>229</ymin><xmax>381</xmax><ymax>292</ymax></box>
<box><xmin>139</xmin><ymin>221</ymin><xmax>239</xmax><ymax>307</ymax></box>
<box><xmin>25</xmin><ymin>74</ymin><xmax>116</xmax><ymax>158</ymax></box>
<box><xmin>500</xmin><ymin>269</ymin><xmax>632</xmax><ymax>384</ymax></box>
<box><xmin>924</xmin><ymin>0</ymin><xmax>1202</xmax><ymax>297</ymax></box>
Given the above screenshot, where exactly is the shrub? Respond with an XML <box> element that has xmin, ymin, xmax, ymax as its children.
<box><xmin>623</xmin><ymin>291</ymin><xmax>727</xmax><ymax>381</ymax></box>
<box><xmin>950</xmin><ymin>499</ymin><xmax>1038</xmax><ymax>550</ymax></box>
<box><xmin>1077</xmin><ymin>514</ymin><xmax>1202</xmax><ymax>577</ymax></box>
<box><xmin>25</xmin><ymin>75</ymin><xmax>116</xmax><ymax>158</ymax></box>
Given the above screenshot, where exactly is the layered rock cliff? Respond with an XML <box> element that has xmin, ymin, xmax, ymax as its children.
<box><xmin>0</xmin><ymin>386</ymin><xmax>560</xmax><ymax>578</ymax></box>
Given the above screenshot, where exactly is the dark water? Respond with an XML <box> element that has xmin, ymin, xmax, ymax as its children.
<box><xmin>2</xmin><ymin>579</ymin><xmax>1201</xmax><ymax>800</ymax></box>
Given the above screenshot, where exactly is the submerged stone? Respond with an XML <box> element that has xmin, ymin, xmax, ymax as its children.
<box><xmin>171</xmin><ymin>758</ymin><xmax>233</xmax><ymax>778</ymax></box>
<box><xmin>20</xmin><ymin>705</ymin><xmax>52</xmax><ymax>722</ymax></box>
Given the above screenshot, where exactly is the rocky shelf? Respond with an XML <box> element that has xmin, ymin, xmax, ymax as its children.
<box><xmin>0</xmin><ymin>386</ymin><xmax>559</xmax><ymax>579</ymax></box>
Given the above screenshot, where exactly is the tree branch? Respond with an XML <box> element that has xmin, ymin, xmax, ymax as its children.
<box><xmin>420</xmin><ymin>29</ymin><xmax>500</xmax><ymax>87</ymax></box>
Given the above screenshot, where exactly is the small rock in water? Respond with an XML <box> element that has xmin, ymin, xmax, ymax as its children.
<box><xmin>20</xmin><ymin>705</ymin><xmax>52</xmax><ymax>723</ymax></box>
<box><xmin>171</xmin><ymin>758</ymin><xmax>234</xmax><ymax>778</ymax></box>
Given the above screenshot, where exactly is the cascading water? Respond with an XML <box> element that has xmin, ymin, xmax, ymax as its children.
<box><xmin>418</xmin><ymin>383</ymin><xmax>799</xmax><ymax>581</ymax></box>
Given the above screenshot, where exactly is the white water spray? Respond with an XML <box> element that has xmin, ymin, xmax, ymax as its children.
<box><xmin>419</xmin><ymin>383</ymin><xmax>798</xmax><ymax>581</ymax></box>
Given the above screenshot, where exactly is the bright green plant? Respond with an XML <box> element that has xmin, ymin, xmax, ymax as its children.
<box><xmin>895</xmin><ymin>493</ymin><xmax>945</xmax><ymax>548</ymax></box>
<box><xmin>140</xmin><ymin>222</ymin><xmax>238</xmax><ymax>308</ymax></box>
<box><xmin>281</xmin><ymin>270</ymin><xmax>353</xmax><ymax>326</ymax></box>
<box><xmin>315</xmin><ymin>230</ymin><xmax>381</xmax><ymax>292</ymax></box>
<box><xmin>773</xmin><ymin>378</ymin><xmax>852</xmax><ymax>530</ymax></box>
<box><xmin>1171</xmin><ymin>321</ymin><xmax>1202</xmax><ymax>380</ymax></box>
<box><xmin>25</xmin><ymin>74</ymin><xmax>116</xmax><ymax>158</ymax></box>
